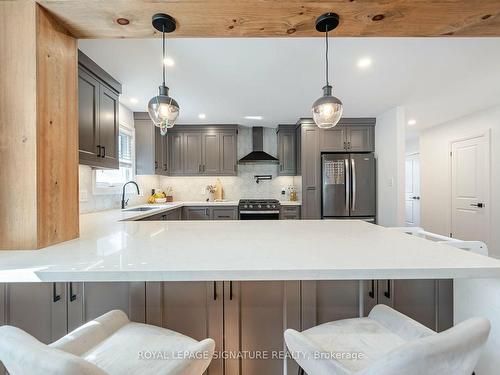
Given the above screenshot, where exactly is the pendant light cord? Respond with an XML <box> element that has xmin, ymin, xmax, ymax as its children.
<box><xmin>325</xmin><ymin>27</ymin><xmax>330</xmax><ymax>87</ymax></box>
<box><xmin>162</xmin><ymin>25</ymin><xmax>166</xmax><ymax>86</ymax></box>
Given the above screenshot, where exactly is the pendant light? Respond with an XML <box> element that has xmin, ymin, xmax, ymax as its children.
<box><xmin>311</xmin><ymin>13</ymin><xmax>343</xmax><ymax>129</ymax></box>
<box><xmin>148</xmin><ymin>13</ymin><xmax>179</xmax><ymax>134</ymax></box>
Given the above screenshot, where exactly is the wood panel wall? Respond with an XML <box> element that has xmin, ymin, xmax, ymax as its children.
<box><xmin>0</xmin><ymin>1</ymin><xmax>79</xmax><ymax>249</ymax></box>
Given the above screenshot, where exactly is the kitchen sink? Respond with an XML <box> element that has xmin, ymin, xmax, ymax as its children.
<box><xmin>124</xmin><ymin>207</ymin><xmax>156</xmax><ymax>212</ymax></box>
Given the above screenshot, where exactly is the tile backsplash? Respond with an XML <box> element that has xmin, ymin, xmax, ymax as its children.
<box><xmin>79</xmin><ymin>126</ymin><xmax>301</xmax><ymax>213</ymax></box>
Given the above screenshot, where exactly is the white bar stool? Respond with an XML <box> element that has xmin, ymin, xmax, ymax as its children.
<box><xmin>0</xmin><ymin>310</ymin><xmax>215</xmax><ymax>375</ymax></box>
<box><xmin>285</xmin><ymin>304</ymin><xmax>490</xmax><ymax>375</ymax></box>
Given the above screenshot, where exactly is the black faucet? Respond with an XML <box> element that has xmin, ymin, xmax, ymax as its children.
<box><xmin>121</xmin><ymin>181</ymin><xmax>140</xmax><ymax>209</ymax></box>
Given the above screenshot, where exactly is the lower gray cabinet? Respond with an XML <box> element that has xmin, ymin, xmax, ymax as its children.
<box><xmin>145</xmin><ymin>282</ymin><xmax>224</xmax><ymax>375</ymax></box>
<box><xmin>363</xmin><ymin>279</ymin><xmax>453</xmax><ymax>332</ymax></box>
<box><xmin>280</xmin><ymin>206</ymin><xmax>301</xmax><ymax>220</ymax></box>
<box><xmin>301</xmin><ymin>281</ymin><xmax>360</xmax><ymax>330</ymax></box>
<box><xmin>183</xmin><ymin>207</ymin><xmax>211</xmax><ymax>220</ymax></box>
<box><xmin>212</xmin><ymin>207</ymin><xmax>238</xmax><ymax>220</ymax></box>
<box><xmin>2</xmin><ymin>283</ymin><xmax>145</xmax><ymax>345</ymax></box>
<box><xmin>183</xmin><ymin>206</ymin><xmax>238</xmax><ymax>220</ymax></box>
<box><xmin>138</xmin><ymin>208</ymin><xmax>182</xmax><ymax>221</ymax></box>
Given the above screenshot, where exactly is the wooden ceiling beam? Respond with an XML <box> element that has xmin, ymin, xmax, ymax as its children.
<box><xmin>36</xmin><ymin>0</ymin><xmax>500</xmax><ymax>39</ymax></box>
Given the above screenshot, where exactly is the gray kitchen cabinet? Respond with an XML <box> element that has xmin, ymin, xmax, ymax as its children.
<box><xmin>295</xmin><ymin>125</ymin><xmax>301</xmax><ymax>176</ymax></box>
<box><xmin>320</xmin><ymin>126</ymin><xmax>346</xmax><ymax>152</ymax></box>
<box><xmin>363</xmin><ymin>280</ymin><xmax>453</xmax><ymax>332</ymax></box>
<box><xmin>212</xmin><ymin>207</ymin><xmax>238</xmax><ymax>220</ymax></box>
<box><xmin>145</xmin><ymin>282</ymin><xmax>224</xmax><ymax>375</ymax></box>
<box><xmin>138</xmin><ymin>208</ymin><xmax>182</xmax><ymax>221</ymax></box>
<box><xmin>280</xmin><ymin>205</ymin><xmax>301</xmax><ymax>220</ymax></box>
<box><xmin>318</xmin><ymin>119</ymin><xmax>375</xmax><ymax>153</ymax></box>
<box><xmin>300</xmin><ymin>120</ymin><xmax>321</xmax><ymax>219</ymax></box>
<box><xmin>183</xmin><ymin>206</ymin><xmax>211</xmax><ymax>220</ymax></box>
<box><xmin>78</xmin><ymin>51</ymin><xmax>121</xmax><ymax>169</ymax></box>
<box><xmin>168</xmin><ymin>132</ymin><xmax>184</xmax><ymax>175</ymax></box>
<box><xmin>134</xmin><ymin>113</ymin><xmax>167</xmax><ymax>176</ymax></box>
<box><xmin>220</xmin><ymin>131</ymin><xmax>238</xmax><ymax>175</ymax></box>
<box><xmin>184</xmin><ymin>132</ymin><xmax>203</xmax><ymax>174</ymax></box>
<box><xmin>202</xmin><ymin>132</ymin><xmax>220</xmax><ymax>174</ymax></box>
<box><xmin>224</xmin><ymin>281</ymin><xmax>301</xmax><ymax>375</ymax></box>
<box><xmin>277</xmin><ymin>125</ymin><xmax>296</xmax><ymax>176</ymax></box>
<box><xmin>4</xmin><ymin>283</ymin><xmax>68</xmax><ymax>344</ymax></box>
<box><xmin>301</xmin><ymin>281</ymin><xmax>360</xmax><ymax>330</ymax></box>
<box><xmin>3</xmin><ymin>282</ymin><xmax>145</xmax><ymax>346</ymax></box>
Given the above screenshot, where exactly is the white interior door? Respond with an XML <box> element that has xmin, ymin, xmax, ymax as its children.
<box><xmin>451</xmin><ymin>135</ymin><xmax>490</xmax><ymax>243</ymax></box>
<box><xmin>405</xmin><ymin>154</ymin><xmax>420</xmax><ymax>226</ymax></box>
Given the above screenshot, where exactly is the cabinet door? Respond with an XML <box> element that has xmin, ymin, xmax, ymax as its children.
<box><xmin>220</xmin><ymin>131</ymin><xmax>237</xmax><ymax>175</ymax></box>
<box><xmin>161</xmin><ymin>132</ymin><xmax>169</xmax><ymax>175</ymax></box>
<box><xmin>202</xmin><ymin>132</ymin><xmax>220</xmax><ymax>175</ymax></box>
<box><xmin>320</xmin><ymin>127</ymin><xmax>346</xmax><ymax>152</ymax></box>
<box><xmin>301</xmin><ymin>126</ymin><xmax>321</xmax><ymax>219</ymax></box>
<box><xmin>168</xmin><ymin>132</ymin><xmax>184</xmax><ymax>175</ymax></box>
<box><xmin>346</xmin><ymin>125</ymin><xmax>374</xmax><ymax>152</ymax></box>
<box><xmin>301</xmin><ymin>281</ymin><xmax>360</xmax><ymax>330</ymax></box>
<box><xmin>225</xmin><ymin>281</ymin><xmax>300</xmax><ymax>375</ymax></box>
<box><xmin>135</xmin><ymin>118</ymin><xmax>156</xmax><ymax>175</ymax></box>
<box><xmin>212</xmin><ymin>207</ymin><xmax>237</xmax><ymax>220</ymax></box>
<box><xmin>98</xmin><ymin>85</ymin><xmax>119</xmax><ymax>168</ymax></box>
<box><xmin>67</xmin><ymin>282</ymin><xmax>146</xmax><ymax>332</ymax></box>
<box><xmin>278</xmin><ymin>130</ymin><xmax>296</xmax><ymax>176</ymax></box>
<box><xmin>280</xmin><ymin>206</ymin><xmax>300</xmax><ymax>220</ymax></box>
<box><xmin>154</xmin><ymin>127</ymin><xmax>163</xmax><ymax>175</ymax></box>
<box><xmin>5</xmin><ymin>283</ymin><xmax>67</xmax><ymax>344</ymax></box>
<box><xmin>78</xmin><ymin>69</ymin><xmax>100</xmax><ymax>164</ymax></box>
<box><xmin>184</xmin><ymin>132</ymin><xmax>203</xmax><ymax>174</ymax></box>
<box><xmin>165</xmin><ymin>208</ymin><xmax>181</xmax><ymax>220</ymax></box>
<box><xmin>184</xmin><ymin>207</ymin><xmax>211</xmax><ymax>220</ymax></box>
<box><xmin>148</xmin><ymin>282</ymin><xmax>224</xmax><ymax>375</ymax></box>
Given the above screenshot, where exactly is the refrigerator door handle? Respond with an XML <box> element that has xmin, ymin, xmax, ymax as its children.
<box><xmin>345</xmin><ymin>159</ymin><xmax>350</xmax><ymax>213</ymax></box>
<box><xmin>351</xmin><ymin>158</ymin><xmax>356</xmax><ymax>212</ymax></box>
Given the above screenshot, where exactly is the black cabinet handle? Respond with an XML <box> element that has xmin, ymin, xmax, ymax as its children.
<box><xmin>96</xmin><ymin>145</ymin><xmax>101</xmax><ymax>157</ymax></box>
<box><xmin>470</xmin><ymin>203</ymin><xmax>484</xmax><ymax>208</ymax></box>
<box><xmin>229</xmin><ymin>281</ymin><xmax>233</xmax><ymax>300</ymax></box>
<box><xmin>205</xmin><ymin>208</ymin><xmax>209</xmax><ymax>216</ymax></box>
<box><xmin>217</xmin><ymin>215</ymin><xmax>231</xmax><ymax>218</ymax></box>
<box><xmin>69</xmin><ymin>282</ymin><xmax>77</xmax><ymax>302</ymax></box>
<box><xmin>101</xmin><ymin>146</ymin><xmax>106</xmax><ymax>158</ymax></box>
<box><xmin>368</xmin><ymin>280</ymin><xmax>375</xmax><ymax>299</ymax></box>
<box><xmin>343</xmin><ymin>141</ymin><xmax>347</xmax><ymax>150</ymax></box>
<box><xmin>163</xmin><ymin>163</ymin><xmax>167</xmax><ymax>172</ymax></box>
<box><xmin>213</xmin><ymin>281</ymin><xmax>217</xmax><ymax>300</ymax></box>
<box><xmin>384</xmin><ymin>280</ymin><xmax>391</xmax><ymax>299</ymax></box>
<box><xmin>52</xmin><ymin>283</ymin><xmax>61</xmax><ymax>303</ymax></box>
<box><xmin>155</xmin><ymin>161</ymin><xmax>158</xmax><ymax>170</ymax></box>
<box><xmin>347</xmin><ymin>141</ymin><xmax>351</xmax><ymax>150</ymax></box>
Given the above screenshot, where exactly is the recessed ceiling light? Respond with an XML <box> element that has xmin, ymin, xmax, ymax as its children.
<box><xmin>116</xmin><ymin>18</ymin><xmax>130</xmax><ymax>26</ymax></box>
<box><xmin>163</xmin><ymin>57</ymin><xmax>174</xmax><ymax>67</ymax></box>
<box><xmin>357</xmin><ymin>57</ymin><xmax>372</xmax><ymax>69</ymax></box>
<box><xmin>130</xmin><ymin>98</ymin><xmax>138</xmax><ymax>104</ymax></box>
<box><xmin>198</xmin><ymin>113</ymin><xmax>206</xmax><ymax>119</ymax></box>
<box><xmin>408</xmin><ymin>119</ymin><xmax>417</xmax><ymax>126</ymax></box>
<box><xmin>244</xmin><ymin>116</ymin><xmax>263</xmax><ymax>120</ymax></box>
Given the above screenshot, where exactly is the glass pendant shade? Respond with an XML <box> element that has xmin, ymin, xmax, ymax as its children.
<box><xmin>312</xmin><ymin>85</ymin><xmax>343</xmax><ymax>128</ymax></box>
<box><xmin>148</xmin><ymin>85</ymin><xmax>179</xmax><ymax>130</ymax></box>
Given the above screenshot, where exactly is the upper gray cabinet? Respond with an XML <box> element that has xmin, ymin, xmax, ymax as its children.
<box><xmin>320</xmin><ymin>118</ymin><xmax>375</xmax><ymax>152</ymax></box>
<box><xmin>277</xmin><ymin>125</ymin><xmax>297</xmax><ymax>176</ymax></box>
<box><xmin>134</xmin><ymin>113</ymin><xmax>168</xmax><ymax>176</ymax></box>
<box><xmin>168</xmin><ymin>125</ymin><xmax>238</xmax><ymax>176</ymax></box>
<box><xmin>78</xmin><ymin>50</ymin><xmax>121</xmax><ymax>169</ymax></box>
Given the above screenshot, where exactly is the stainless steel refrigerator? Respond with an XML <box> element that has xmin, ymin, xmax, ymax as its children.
<box><xmin>322</xmin><ymin>153</ymin><xmax>376</xmax><ymax>222</ymax></box>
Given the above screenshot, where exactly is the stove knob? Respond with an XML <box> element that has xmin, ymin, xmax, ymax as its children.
<box><xmin>249</xmin><ymin>204</ymin><xmax>253</xmax><ymax>208</ymax></box>
<box><xmin>258</xmin><ymin>204</ymin><xmax>262</xmax><ymax>208</ymax></box>
<box><xmin>244</xmin><ymin>204</ymin><xmax>248</xmax><ymax>209</ymax></box>
<box><xmin>271</xmin><ymin>204</ymin><xmax>275</xmax><ymax>208</ymax></box>
<box><xmin>267</xmin><ymin>204</ymin><xmax>270</xmax><ymax>208</ymax></box>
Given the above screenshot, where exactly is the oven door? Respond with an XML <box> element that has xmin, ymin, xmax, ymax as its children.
<box><xmin>239</xmin><ymin>211</ymin><xmax>280</xmax><ymax>220</ymax></box>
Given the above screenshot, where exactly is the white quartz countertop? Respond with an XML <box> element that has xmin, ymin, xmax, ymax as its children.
<box><xmin>1</xmin><ymin>205</ymin><xmax>500</xmax><ymax>282</ymax></box>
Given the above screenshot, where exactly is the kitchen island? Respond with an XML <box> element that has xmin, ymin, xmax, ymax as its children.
<box><xmin>0</xmin><ymin>204</ymin><xmax>499</xmax><ymax>282</ymax></box>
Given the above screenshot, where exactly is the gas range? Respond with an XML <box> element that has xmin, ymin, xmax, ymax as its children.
<box><xmin>238</xmin><ymin>199</ymin><xmax>281</xmax><ymax>220</ymax></box>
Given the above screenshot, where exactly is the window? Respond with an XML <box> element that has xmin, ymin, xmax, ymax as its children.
<box><xmin>94</xmin><ymin>126</ymin><xmax>135</xmax><ymax>192</ymax></box>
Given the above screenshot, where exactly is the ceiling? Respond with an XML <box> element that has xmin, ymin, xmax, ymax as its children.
<box><xmin>40</xmin><ymin>1</ymin><xmax>500</xmax><ymax>38</ymax></box>
<box><xmin>79</xmin><ymin>37</ymin><xmax>500</xmax><ymax>135</ymax></box>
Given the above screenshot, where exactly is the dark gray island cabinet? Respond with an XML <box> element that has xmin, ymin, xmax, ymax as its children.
<box><xmin>78</xmin><ymin>50</ymin><xmax>121</xmax><ymax>169</ymax></box>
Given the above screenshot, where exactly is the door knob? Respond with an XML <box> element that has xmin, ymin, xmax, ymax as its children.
<box><xmin>470</xmin><ymin>203</ymin><xmax>484</xmax><ymax>208</ymax></box>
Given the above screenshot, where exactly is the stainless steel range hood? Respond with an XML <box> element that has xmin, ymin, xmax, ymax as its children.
<box><xmin>238</xmin><ymin>127</ymin><xmax>278</xmax><ymax>163</ymax></box>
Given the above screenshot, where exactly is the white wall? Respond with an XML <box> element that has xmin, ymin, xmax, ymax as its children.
<box><xmin>405</xmin><ymin>137</ymin><xmax>420</xmax><ymax>155</ymax></box>
<box><xmin>375</xmin><ymin>106</ymin><xmax>406</xmax><ymax>227</ymax></box>
<box><xmin>420</xmin><ymin>105</ymin><xmax>500</xmax><ymax>258</ymax></box>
